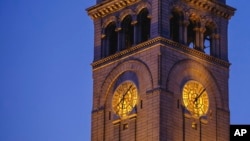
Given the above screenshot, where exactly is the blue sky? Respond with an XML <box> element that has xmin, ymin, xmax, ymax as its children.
<box><xmin>0</xmin><ymin>0</ymin><xmax>249</xmax><ymax>141</ymax></box>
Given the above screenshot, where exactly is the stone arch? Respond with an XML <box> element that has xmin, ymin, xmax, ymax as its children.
<box><xmin>102</xmin><ymin>16</ymin><xmax>117</xmax><ymax>28</ymax></box>
<box><xmin>102</xmin><ymin>22</ymin><xmax>117</xmax><ymax>57</ymax></box>
<box><xmin>203</xmin><ymin>19</ymin><xmax>218</xmax><ymax>52</ymax></box>
<box><xmin>121</xmin><ymin>15</ymin><xmax>134</xmax><ymax>49</ymax></box>
<box><xmin>135</xmin><ymin>1</ymin><xmax>152</xmax><ymax>17</ymax></box>
<box><xmin>185</xmin><ymin>8</ymin><xmax>202</xmax><ymax>21</ymax></box>
<box><xmin>171</xmin><ymin>5</ymin><xmax>185</xmax><ymax>15</ymax></box>
<box><xmin>170</xmin><ymin>6</ymin><xmax>185</xmax><ymax>43</ymax></box>
<box><xmin>201</xmin><ymin>16</ymin><xmax>219</xmax><ymax>55</ymax></box>
<box><xmin>99</xmin><ymin>59</ymin><xmax>154</xmax><ymax>107</ymax></box>
<box><xmin>136</xmin><ymin>8</ymin><xmax>151</xmax><ymax>43</ymax></box>
<box><xmin>169</xmin><ymin>0</ymin><xmax>186</xmax><ymax>13</ymax></box>
<box><xmin>166</xmin><ymin>59</ymin><xmax>224</xmax><ymax>110</ymax></box>
<box><xmin>119</xmin><ymin>9</ymin><xmax>134</xmax><ymax>22</ymax></box>
<box><xmin>203</xmin><ymin>16</ymin><xmax>218</xmax><ymax>30</ymax></box>
<box><xmin>170</xmin><ymin>3</ymin><xmax>185</xmax><ymax>15</ymax></box>
<box><xmin>189</xmin><ymin>13</ymin><xmax>201</xmax><ymax>23</ymax></box>
<box><xmin>186</xmin><ymin>10</ymin><xmax>203</xmax><ymax>49</ymax></box>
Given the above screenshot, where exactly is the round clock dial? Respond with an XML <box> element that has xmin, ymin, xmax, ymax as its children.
<box><xmin>112</xmin><ymin>81</ymin><xmax>138</xmax><ymax>118</ymax></box>
<box><xmin>182</xmin><ymin>80</ymin><xmax>209</xmax><ymax>118</ymax></box>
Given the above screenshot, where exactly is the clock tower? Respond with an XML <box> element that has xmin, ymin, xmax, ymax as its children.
<box><xmin>87</xmin><ymin>0</ymin><xmax>235</xmax><ymax>141</ymax></box>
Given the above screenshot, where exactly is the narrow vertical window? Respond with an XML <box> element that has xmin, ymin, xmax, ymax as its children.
<box><xmin>170</xmin><ymin>12</ymin><xmax>180</xmax><ymax>42</ymax></box>
<box><xmin>140</xmin><ymin>100</ymin><xmax>143</xmax><ymax>109</ymax></box>
<box><xmin>121</xmin><ymin>16</ymin><xmax>133</xmax><ymax>50</ymax></box>
<box><xmin>109</xmin><ymin>111</ymin><xmax>111</xmax><ymax>120</ymax></box>
<box><xmin>105</xmin><ymin>22</ymin><xmax>117</xmax><ymax>57</ymax></box>
<box><xmin>177</xmin><ymin>99</ymin><xmax>180</xmax><ymax>109</ymax></box>
<box><xmin>187</xmin><ymin>20</ymin><xmax>196</xmax><ymax>49</ymax></box>
<box><xmin>137</xmin><ymin>9</ymin><xmax>150</xmax><ymax>43</ymax></box>
<box><xmin>204</xmin><ymin>24</ymin><xmax>216</xmax><ymax>55</ymax></box>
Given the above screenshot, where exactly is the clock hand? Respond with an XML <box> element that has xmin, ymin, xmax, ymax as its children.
<box><xmin>117</xmin><ymin>85</ymin><xmax>133</xmax><ymax>108</ymax></box>
<box><xmin>122</xmin><ymin>85</ymin><xmax>133</xmax><ymax>98</ymax></box>
<box><xmin>194</xmin><ymin>88</ymin><xmax>206</xmax><ymax>103</ymax></box>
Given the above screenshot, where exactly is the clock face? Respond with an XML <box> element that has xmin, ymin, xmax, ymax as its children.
<box><xmin>182</xmin><ymin>80</ymin><xmax>209</xmax><ymax>118</ymax></box>
<box><xmin>112</xmin><ymin>81</ymin><xmax>138</xmax><ymax>118</ymax></box>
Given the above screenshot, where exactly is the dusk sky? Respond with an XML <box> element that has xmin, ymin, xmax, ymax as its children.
<box><xmin>0</xmin><ymin>0</ymin><xmax>249</xmax><ymax>141</ymax></box>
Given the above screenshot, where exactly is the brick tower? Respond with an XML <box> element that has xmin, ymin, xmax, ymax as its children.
<box><xmin>87</xmin><ymin>0</ymin><xmax>235</xmax><ymax>140</ymax></box>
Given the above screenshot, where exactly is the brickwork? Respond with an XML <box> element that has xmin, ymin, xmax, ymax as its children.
<box><xmin>160</xmin><ymin>0</ymin><xmax>171</xmax><ymax>38</ymax></box>
<box><xmin>219</xmin><ymin>18</ymin><xmax>229</xmax><ymax>61</ymax></box>
<box><xmin>92</xmin><ymin>45</ymin><xmax>161</xmax><ymax>140</ymax></box>
<box><xmin>93</xmin><ymin>19</ymin><xmax>102</xmax><ymax>61</ymax></box>
<box><xmin>87</xmin><ymin>0</ymin><xmax>235</xmax><ymax>140</ymax></box>
<box><xmin>150</xmin><ymin>0</ymin><xmax>160</xmax><ymax>38</ymax></box>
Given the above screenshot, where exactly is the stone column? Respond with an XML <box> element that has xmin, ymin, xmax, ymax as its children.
<box><xmin>101</xmin><ymin>28</ymin><xmax>106</xmax><ymax>57</ymax></box>
<box><xmin>210</xmin><ymin>33</ymin><xmax>216</xmax><ymax>56</ymax></box>
<box><xmin>131</xmin><ymin>16</ymin><xmax>138</xmax><ymax>46</ymax></box>
<box><xmin>199</xmin><ymin>27</ymin><xmax>206</xmax><ymax>52</ymax></box>
<box><xmin>214</xmin><ymin>34</ymin><xmax>220</xmax><ymax>57</ymax></box>
<box><xmin>116</xmin><ymin>22</ymin><xmax>122</xmax><ymax>51</ymax></box>
<box><xmin>194</xmin><ymin>27</ymin><xmax>200</xmax><ymax>50</ymax></box>
<box><xmin>194</xmin><ymin>27</ymin><xmax>206</xmax><ymax>52</ymax></box>
<box><xmin>178</xmin><ymin>20</ymin><xmax>184</xmax><ymax>43</ymax></box>
<box><xmin>147</xmin><ymin>14</ymin><xmax>152</xmax><ymax>39</ymax></box>
<box><xmin>182</xmin><ymin>20</ymin><xmax>189</xmax><ymax>45</ymax></box>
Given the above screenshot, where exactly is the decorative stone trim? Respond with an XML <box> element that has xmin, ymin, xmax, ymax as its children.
<box><xmin>102</xmin><ymin>16</ymin><xmax>117</xmax><ymax>28</ymax></box>
<box><xmin>92</xmin><ymin>36</ymin><xmax>230</xmax><ymax>69</ymax></box>
<box><xmin>183</xmin><ymin>0</ymin><xmax>235</xmax><ymax>19</ymax></box>
<box><xmin>119</xmin><ymin>9</ymin><xmax>135</xmax><ymax>21</ymax></box>
<box><xmin>87</xmin><ymin>0</ymin><xmax>140</xmax><ymax>19</ymax></box>
<box><xmin>134</xmin><ymin>1</ymin><xmax>152</xmax><ymax>15</ymax></box>
<box><xmin>98</xmin><ymin>59</ymin><xmax>154</xmax><ymax>107</ymax></box>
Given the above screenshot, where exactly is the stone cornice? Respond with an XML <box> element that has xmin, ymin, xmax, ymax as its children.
<box><xmin>183</xmin><ymin>0</ymin><xmax>236</xmax><ymax>19</ymax></box>
<box><xmin>91</xmin><ymin>37</ymin><xmax>230</xmax><ymax>69</ymax></box>
<box><xmin>86</xmin><ymin>0</ymin><xmax>140</xmax><ymax>20</ymax></box>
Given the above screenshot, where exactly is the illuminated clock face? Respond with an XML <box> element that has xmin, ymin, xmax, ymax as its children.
<box><xmin>112</xmin><ymin>81</ymin><xmax>138</xmax><ymax>118</ymax></box>
<box><xmin>182</xmin><ymin>80</ymin><xmax>209</xmax><ymax>118</ymax></box>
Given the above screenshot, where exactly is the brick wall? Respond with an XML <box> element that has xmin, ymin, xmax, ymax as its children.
<box><xmin>89</xmin><ymin>0</ymin><xmax>232</xmax><ymax>140</ymax></box>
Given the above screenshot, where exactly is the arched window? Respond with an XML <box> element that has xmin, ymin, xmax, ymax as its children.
<box><xmin>170</xmin><ymin>11</ymin><xmax>182</xmax><ymax>42</ymax></box>
<box><xmin>204</xmin><ymin>26</ymin><xmax>212</xmax><ymax>54</ymax></box>
<box><xmin>103</xmin><ymin>22</ymin><xmax>117</xmax><ymax>57</ymax></box>
<box><xmin>137</xmin><ymin>9</ymin><xmax>150</xmax><ymax>43</ymax></box>
<box><xmin>121</xmin><ymin>16</ymin><xmax>134</xmax><ymax>50</ymax></box>
<box><xmin>187</xmin><ymin>20</ymin><xmax>197</xmax><ymax>49</ymax></box>
<box><xmin>204</xmin><ymin>23</ymin><xmax>217</xmax><ymax>56</ymax></box>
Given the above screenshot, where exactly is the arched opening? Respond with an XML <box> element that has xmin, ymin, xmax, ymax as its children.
<box><xmin>204</xmin><ymin>26</ymin><xmax>213</xmax><ymax>55</ymax></box>
<box><xmin>137</xmin><ymin>8</ymin><xmax>150</xmax><ymax>43</ymax></box>
<box><xmin>104</xmin><ymin>22</ymin><xmax>118</xmax><ymax>57</ymax></box>
<box><xmin>121</xmin><ymin>15</ymin><xmax>134</xmax><ymax>50</ymax></box>
<box><xmin>170</xmin><ymin>11</ymin><xmax>183</xmax><ymax>42</ymax></box>
<box><xmin>204</xmin><ymin>23</ymin><xmax>217</xmax><ymax>56</ymax></box>
<box><xmin>187</xmin><ymin>20</ymin><xmax>197</xmax><ymax>49</ymax></box>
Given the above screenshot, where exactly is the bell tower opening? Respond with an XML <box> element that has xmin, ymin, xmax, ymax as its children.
<box><xmin>87</xmin><ymin>0</ymin><xmax>235</xmax><ymax>140</ymax></box>
<box><xmin>102</xmin><ymin>22</ymin><xmax>118</xmax><ymax>57</ymax></box>
<box><xmin>137</xmin><ymin>8</ymin><xmax>150</xmax><ymax>43</ymax></box>
<box><xmin>121</xmin><ymin>15</ymin><xmax>134</xmax><ymax>50</ymax></box>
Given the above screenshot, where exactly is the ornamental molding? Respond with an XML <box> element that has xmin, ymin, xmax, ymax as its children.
<box><xmin>87</xmin><ymin>0</ymin><xmax>141</xmax><ymax>20</ymax></box>
<box><xmin>92</xmin><ymin>36</ymin><xmax>230</xmax><ymax>69</ymax></box>
<box><xmin>119</xmin><ymin>9</ymin><xmax>135</xmax><ymax>21</ymax></box>
<box><xmin>102</xmin><ymin>16</ymin><xmax>117</xmax><ymax>28</ymax></box>
<box><xmin>134</xmin><ymin>1</ymin><xmax>152</xmax><ymax>15</ymax></box>
<box><xmin>87</xmin><ymin>0</ymin><xmax>235</xmax><ymax>20</ymax></box>
<box><xmin>182</xmin><ymin>0</ymin><xmax>235</xmax><ymax>19</ymax></box>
